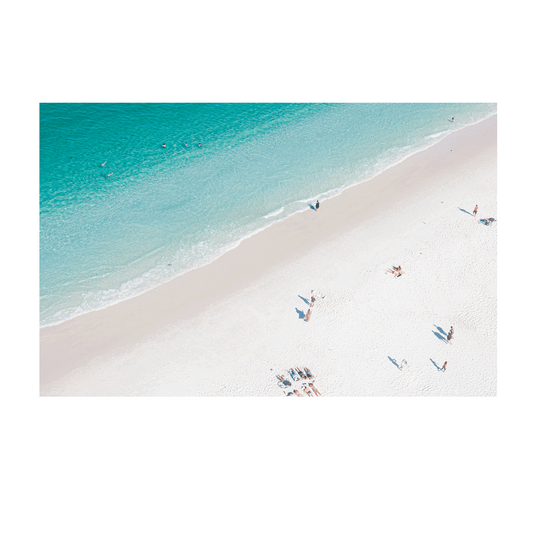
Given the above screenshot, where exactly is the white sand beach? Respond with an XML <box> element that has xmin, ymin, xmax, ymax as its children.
<box><xmin>40</xmin><ymin>115</ymin><xmax>497</xmax><ymax>396</ymax></box>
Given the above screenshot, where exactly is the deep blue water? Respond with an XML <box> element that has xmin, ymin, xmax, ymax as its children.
<box><xmin>40</xmin><ymin>103</ymin><xmax>496</xmax><ymax>326</ymax></box>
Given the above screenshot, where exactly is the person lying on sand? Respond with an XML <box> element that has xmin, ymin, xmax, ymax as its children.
<box><xmin>293</xmin><ymin>389</ymin><xmax>303</xmax><ymax>397</ymax></box>
<box><xmin>303</xmin><ymin>386</ymin><xmax>313</xmax><ymax>397</ymax></box>
<box><xmin>309</xmin><ymin>383</ymin><xmax>321</xmax><ymax>396</ymax></box>
<box><xmin>304</xmin><ymin>367</ymin><xmax>314</xmax><ymax>379</ymax></box>
<box><xmin>288</xmin><ymin>368</ymin><xmax>299</xmax><ymax>381</ymax></box>
<box><xmin>387</xmin><ymin>266</ymin><xmax>404</xmax><ymax>277</ymax></box>
<box><xmin>296</xmin><ymin>368</ymin><xmax>307</xmax><ymax>379</ymax></box>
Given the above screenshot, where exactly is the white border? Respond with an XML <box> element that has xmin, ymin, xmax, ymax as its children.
<box><xmin>17</xmin><ymin>84</ymin><xmax>516</xmax><ymax>416</ymax></box>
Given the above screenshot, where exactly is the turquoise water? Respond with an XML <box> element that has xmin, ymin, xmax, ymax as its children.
<box><xmin>40</xmin><ymin>103</ymin><xmax>496</xmax><ymax>326</ymax></box>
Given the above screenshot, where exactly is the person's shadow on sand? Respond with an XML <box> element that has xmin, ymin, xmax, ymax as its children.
<box><xmin>388</xmin><ymin>356</ymin><xmax>400</xmax><ymax>369</ymax></box>
<box><xmin>432</xmin><ymin>327</ymin><xmax>446</xmax><ymax>342</ymax></box>
<box><xmin>434</xmin><ymin>324</ymin><xmax>447</xmax><ymax>335</ymax></box>
<box><xmin>308</xmin><ymin>204</ymin><xmax>316</xmax><ymax>211</ymax></box>
<box><xmin>298</xmin><ymin>295</ymin><xmax>309</xmax><ymax>305</ymax></box>
<box><xmin>430</xmin><ymin>358</ymin><xmax>442</xmax><ymax>371</ymax></box>
<box><xmin>458</xmin><ymin>207</ymin><xmax>472</xmax><ymax>216</ymax></box>
<box><xmin>295</xmin><ymin>308</ymin><xmax>305</xmax><ymax>319</ymax></box>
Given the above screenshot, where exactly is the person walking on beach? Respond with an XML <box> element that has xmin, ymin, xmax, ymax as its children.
<box><xmin>304</xmin><ymin>308</ymin><xmax>312</xmax><ymax>322</ymax></box>
<box><xmin>473</xmin><ymin>205</ymin><xmax>478</xmax><ymax>217</ymax></box>
<box><xmin>310</xmin><ymin>295</ymin><xmax>316</xmax><ymax>307</ymax></box>
<box><xmin>446</xmin><ymin>331</ymin><xmax>453</xmax><ymax>344</ymax></box>
<box><xmin>449</xmin><ymin>326</ymin><xmax>454</xmax><ymax>339</ymax></box>
<box><xmin>441</xmin><ymin>361</ymin><xmax>447</xmax><ymax>372</ymax></box>
<box><xmin>315</xmin><ymin>200</ymin><xmax>320</xmax><ymax>211</ymax></box>
<box><xmin>399</xmin><ymin>359</ymin><xmax>407</xmax><ymax>371</ymax></box>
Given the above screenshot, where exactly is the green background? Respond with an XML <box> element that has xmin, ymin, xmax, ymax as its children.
<box><xmin>0</xmin><ymin>2</ymin><xmax>531</xmax><ymax>532</ymax></box>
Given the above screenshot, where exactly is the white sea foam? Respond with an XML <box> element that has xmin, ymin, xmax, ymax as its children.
<box><xmin>263</xmin><ymin>207</ymin><xmax>284</xmax><ymax>218</ymax></box>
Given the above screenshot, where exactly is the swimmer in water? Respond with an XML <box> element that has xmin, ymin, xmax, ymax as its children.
<box><xmin>100</xmin><ymin>161</ymin><xmax>107</xmax><ymax>167</ymax></box>
<box><xmin>162</xmin><ymin>143</ymin><xmax>167</xmax><ymax>148</ymax></box>
<box><xmin>198</xmin><ymin>142</ymin><xmax>202</xmax><ymax>147</ymax></box>
<box><xmin>184</xmin><ymin>142</ymin><xmax>189</xmax><ymax>147</ymax></box>
<box><xmin>104</xmin><ymin>173</ymin><xmax>113</xmax><ymax>177</ymax></box>
<box><xmin>451</xmin><ymin>117</ymin><xmax>455</xmax><ymax>123</ymax></box>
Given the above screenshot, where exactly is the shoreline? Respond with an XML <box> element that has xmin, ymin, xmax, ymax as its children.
<box><xmin>40</xmin><ymin>113</ymin><xmax>494</xmax><ymax>330</ymax></box>
<box><xmin>40</xmin><ymin>114</ymin><xmax>497</xmax><ymax>393</ymax></box>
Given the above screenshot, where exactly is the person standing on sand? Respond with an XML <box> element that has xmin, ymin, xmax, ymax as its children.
<box><xmin>473</xmin><ymin>205</ymin><xmax>478</xmax><ymax>217</ymax></box>
<box><xmin>441</xmin><ymin>361</ymin><xmax>447</xmax><ymax>372</ymax></box>
<box><xmin>304</xmin><ymin>309</ymin><xmax>312</xmax><ymax>322</ymax></box>
<box><xmin>315</xmin><ymin>200</ymin><xmax>320</xmax><ymax>211</ymax></box>
<box><xmin>446</xmin><ymin>332</ymin><xmax>453</xmax><ymax>344</ymax></box>
<box><xmin>449</xmin><ymin>326</ymin><xmax>454</xmax><ymax>339</ymax></box>
<box><xmin>399</xmin><ymin>359</ymin><xmax>407</xmax><ymax>371</ymax></box>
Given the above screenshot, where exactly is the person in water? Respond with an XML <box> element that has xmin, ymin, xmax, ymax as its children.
<box><xmin>100</xmin><ymin>161</ymin><xmax>107</xmax><ymax>167</ymax></box>
<box><xmin>184</xmin><ymin>142</ymin><xmax>189</xmax><ymax>147</ymax></box>
<box><xmin>452</xmin><ymin>117</ymin><xmax>455</xmax><ymax>123</ymax></box>
<box><xmin>104</xmin><ymin>173</ymin><xmax>113</xmax><ymax>177</ymax></box>
<box><xmin>198</xmin><ymin>142</ymin><xmax>202</xmax><ymax>147</ymax></box>
<box><xmin>162</xmin><ymin>144</ymin><xmax>166</xmax><ymax>148</ymax></box>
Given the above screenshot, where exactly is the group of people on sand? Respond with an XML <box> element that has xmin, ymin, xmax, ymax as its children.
<box><xmin>287</xmin><ymin>382</ymin><xmax>321</xmax><ymax>397</ymax></box>
<box><xmin>386</xmin><ymin>265</ymin><xmax>404</xmax><ymax>278</ymax></box>
<box><xmin>446</xmin><ymin>326</ymin><xmax>454</xmax><ymax>345</ymax></box>
<box><xmin>278</xmin><ymin>367</ymin><xmax>321</xmax><ymax>397</ymax></box>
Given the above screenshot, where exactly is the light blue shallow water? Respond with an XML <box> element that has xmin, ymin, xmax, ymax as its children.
<box><xmin>40</xmin><ymin>103</ymin><xmax>496</xmax><ymax>326</ymax></box>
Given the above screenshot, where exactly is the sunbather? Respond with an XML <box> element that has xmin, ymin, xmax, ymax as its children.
<box><xmin>309</xmin><ymin>383</ymin><xmax>321</xmax><ymax>396</ymax></box>
<box><xmin>386</xmin><ymin>266</ymin><xmax>404</xmax><ymax>277</ymax></box>
<box><xmin>304</xmin><ymin>367</ymin><xmax>314</xmax><ymax>379</ymax></box>
<box><xmin>293</xmin><ymin>389</ymin><xmax>303</xmax><ymax>397</ymax></box>
<box><xmin>303</xmin><ymin>386</ymin><xmax>313</xmax><ymax>397</ymax></box>
<box><xmin>296</xmin><ymin>368</ymin><xmax>306</xmax><ymax>379</ymax></box>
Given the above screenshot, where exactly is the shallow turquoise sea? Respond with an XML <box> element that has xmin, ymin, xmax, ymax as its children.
<box><xmin>40</xmin><ymin>103</ymin><xmax>496</xmax><ymax>326</ymax></box>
